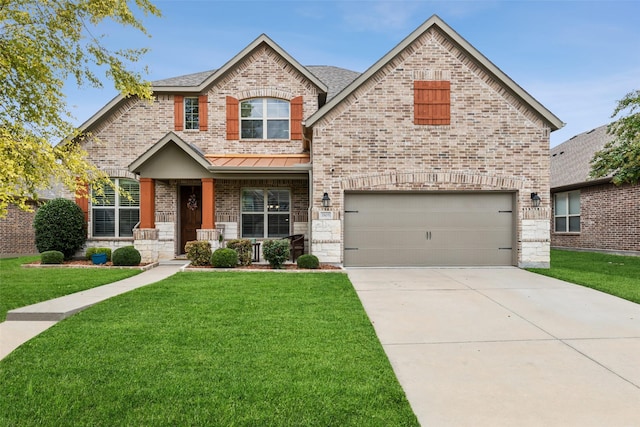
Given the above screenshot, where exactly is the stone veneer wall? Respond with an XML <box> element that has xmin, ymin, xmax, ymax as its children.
<box><xmin>552</xmin><ymin>183</ymin><xmax>639</xmax><ymax>254</ymax></box>
<box><xmin>309</xmin><ymin>27</ymin><xmax>552</xmax><ymax>266</ymax></box>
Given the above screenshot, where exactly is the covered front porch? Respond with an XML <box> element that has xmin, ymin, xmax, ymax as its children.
<box><xmin>128</xmin><ymin>133</ymin><xmax>311</xmax><ymax>262</ymax></box>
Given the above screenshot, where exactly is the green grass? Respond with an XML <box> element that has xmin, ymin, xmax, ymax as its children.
<box><xmin>0</xmin><ymin>256</ymin><xmax>141</xmax><ymax>321</ymax></box>
<box><xmin>528</xmin><ymin>249</ymin><xmax>640</xmax><ymax>304</ymax></box>
<box><xmin>0</xmin><ymin>272</ymin><xmax>419</xmax><ymax>426</ymax></box>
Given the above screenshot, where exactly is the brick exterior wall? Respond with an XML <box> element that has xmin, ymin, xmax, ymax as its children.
<box><xmin>552</xmin><ymin>183</ymin><xmax>640</xmax><ymax>253</ymax></box>
<box><xmin>76</xmin><ymin>28</ymin><xmax>553</xmax><ymax>265</ymax></box>
<box><xmin>310</xmin><ymin>28</ymin><xmax>552</xmax><ymax>266</ymax></box>
<box><xmin>0</xmin><ymin>202</ymin><xmax>39</xmax><ymax>257</ymax></box>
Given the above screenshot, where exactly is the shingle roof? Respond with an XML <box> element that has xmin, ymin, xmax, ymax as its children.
<box><xmin>550</xmin><ymin>124</ymin><xmax>613</xmax><ymax>188</ymax></box>
<box><xmin>305</xmin><ymin>66</ymin><xmax>361</xmax><ymax>101</ymax></box>
<box><xmin>151</xmin><ymin>65</ymin><xmax>360</xmax><ymax>101</ymax></box>
<box><xmin>153</xmin><ymin>69</ymin><xmax>217</xmax><ymax>87</ymax></box>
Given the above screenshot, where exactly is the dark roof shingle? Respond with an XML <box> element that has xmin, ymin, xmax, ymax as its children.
<box><xmin>550</xmin><ymin>124</ymin><xmax>613</xmax><ymax>188</ymax></box>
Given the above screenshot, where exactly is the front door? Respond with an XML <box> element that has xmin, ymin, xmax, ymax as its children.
<box><xmin>180</xmin><ymin>186</ymin><xmax>202</xmax><ymax>253</ymax></box>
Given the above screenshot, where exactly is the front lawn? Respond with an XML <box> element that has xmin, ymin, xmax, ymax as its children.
<box><xmin>0</xmin><ymin>272</ymin><xmax>419</xmax><ymax>426</ymax></box>
<box><xmin>528</xmin><ymin>249</ymin><xmax>640</xmax><ymax>304</ymax></box>
<box><xmin>0</xmin><ymin>256</ymin><xmax>141</xmax><ymax>321</ymax></box>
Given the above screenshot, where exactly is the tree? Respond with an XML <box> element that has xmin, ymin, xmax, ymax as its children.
<box><xmin>0</xmin><ymin>0</ymin><xmax>161</xmax><ymax>217</ymax></box>
<box><xmin>590</xmin><ymin>90</ymin><xmax>640</xmax><ymax>185</ymax></box>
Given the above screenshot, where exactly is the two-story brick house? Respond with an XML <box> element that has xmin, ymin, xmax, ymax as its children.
<box><xmin>75</xmin><ymin>15</ymin><xmax>562</xmax><ymax>267</ymax></box>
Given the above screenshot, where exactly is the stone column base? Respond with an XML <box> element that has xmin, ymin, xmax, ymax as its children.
<box><xmin>133</xmin><ymin>228</ymin><xmax>159</xmax><ymax>263</ymax></box>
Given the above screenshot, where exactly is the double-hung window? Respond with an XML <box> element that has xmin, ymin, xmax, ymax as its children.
<box><xmin>554</xmin><ymin>191</ymin><xmax>580</xmax><ymax>233</ymax></box>
<box><xmin>241</xmin><ymin>189</ymin><xmax>290</xmax><ymax>238</ymax></box>
<box><xmin>92</xmin><ymin>179</ymin><xmax>140</xmax><ymax>237</ymax></box>
<box><xmin>240</xmin><ymin>98</ymin><xmax>289</xmax><ymax>139</ymax></box>
<box><xmin>184</xmin><ymin>97</ymin><xmax>199</xmax><ymax>130</ymax></box>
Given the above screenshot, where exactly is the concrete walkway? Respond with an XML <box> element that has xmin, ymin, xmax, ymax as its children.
<box><xmin>347</xmin><ymin>267</ymin><xmax>640</xmax><ymax>427</ymax></box>
<box><xmin>0</xmin><ymin>262</ymin><xmax>184</xmax><ymax>360</ymax></box>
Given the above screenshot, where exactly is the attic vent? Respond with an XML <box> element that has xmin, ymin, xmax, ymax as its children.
<box><xmin>570</xmin><ymin>135</ymin><xmax>577</xmax><ymax>140</ymax></box>
<box><xmin>586</xmin><ymin>128</ymin><xmax>596</xmax><ymax>134</ymax></box>
<box><xmin>560</xmin><ymin>151</ymin><xmax>564</xmax><ymax>155</ymax></box>
<box><xmin>552</xmin><ymin>153</ymin><xmax>557</xmax><ymax>157</ymax></box>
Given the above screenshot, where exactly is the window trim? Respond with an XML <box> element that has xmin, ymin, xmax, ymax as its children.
<box><xmin>240</xmin><ymin>188</ymin><xmax>291</xmax><ymax>239</ymax></box>
<box><xmin>240</xmin><ymin>98</ymin><xmax>290</xmax><ymax>140</ymax></box>
<box><xmin>554</xmin><ymin>190</ymin><xmax>581</xmax><ymax>233</ymax></box>
<box><xmin>91</xmin><ymin>178</ymin><xmax>140</xmax><ymax>238</ymax></box>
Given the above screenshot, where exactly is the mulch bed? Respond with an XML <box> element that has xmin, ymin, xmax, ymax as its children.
<box><xmin>188</xmin><ymin>263</ymin><xmax>342</xmax><ymax>270</ymax></box>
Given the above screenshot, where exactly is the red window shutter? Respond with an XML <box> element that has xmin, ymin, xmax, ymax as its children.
<box><xmin>174</xmin><ymin>95</ymin><xmax>184</xmax><ymax>131</ymax></box>
<box><xmin>198</xmin><ymin>95</ymin><xmax>208</xmax><ymax>131</ymax></box>
<box><xmin>290</xmin><ymin>96</ymin><xmax>303</xmax><ymax>140</ymax></box>
<box><xmin>226</xmin><ymin>96</ymin><xmax>239</xmax><ymax>140</ymax></box>
<box><xmin>414</xmin><ymin>81</ymin><xmax>450</xmax><ymax>125</ymax></box>
<box><xmin>74</xmin><ymin>178</ymin><xmax>89</xmax><ymax>223</ymax></box>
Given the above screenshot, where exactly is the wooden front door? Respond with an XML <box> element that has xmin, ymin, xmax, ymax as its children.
<box><xmin>180</xmin><ymin>186</ymin><xmax>202</xmax><ymax>253</ymax></box>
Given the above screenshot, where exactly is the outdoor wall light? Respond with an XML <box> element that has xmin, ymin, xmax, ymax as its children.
<box><xmin>321</xmin><ymin>192</ymin><xmax>331</xmax><ymax>208</ymax></box>
<box><xmin>531</xmin><ymin>192</ymin><xmax>541</xmax><ymax>208</ymax></box>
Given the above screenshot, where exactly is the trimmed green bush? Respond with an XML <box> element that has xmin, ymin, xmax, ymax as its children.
<box><xmin>112</xmin><ymin>246</ymin><xmax>141</xmax><ymax>266</ymax></box>
<box><xmin>226</xmin><ymin>239</ymin><xmax>252</xmax><ymax>266</ymax></box>
<box><xmin>85</xmin><ymin>247</ymin><xmax>112</xmax><ymax>262</ymax></box>
<box><xmin>34</xmin><ymin>198</ymin><xmax>86</xmax><ymax>260</ymax></box>
<box><xmin>297</xmin><ymin>254</ymin><xmax>320</xmax><ymax>269</ymax></box>
<box><xmin>262</xmin><ymin>239</ymin><xmax>290</xmax><ymax>269</ymax></box>
<box><xmin>211</xmin><ymin>248</ymin><xmax>238</xmax><ymax>268</ymax></box>
<box><xmin>185</xmin><ymin>241</ymin><xmax>212</xmax><ymax>266</ymax></box>
<box><xmin>41</xmin><ymin>250</ymin><xmax>64</xmax><ymax>265</ymax></box>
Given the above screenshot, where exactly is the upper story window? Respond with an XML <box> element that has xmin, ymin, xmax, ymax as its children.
<box><xmin>92</xmin><ymin>178</ymin><xmax>140</xmax><ymax>238</ymax></box>
<box><xmin>240</xmin><ymin>98</ymin><xmax>290</xmax><ymax>139</ymax></box>
<box><xmin>184</xmin><ymin>97</ymin><xmax>199</xmax><ymax>130</ymax></box>
<box><xmin>554</xmin><ymin>190</ymin><xmax>580</xmax><ymax>233</ymax></box>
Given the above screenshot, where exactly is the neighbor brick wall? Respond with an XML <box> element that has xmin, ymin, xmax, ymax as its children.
<box><xmin>552</xmin><ymin>183</ymin><xmax>639</xmax><ymax>252</ymax></box>
<box><xmin>0</xmin><ymin>202</ymin><xmax>39</xmax><ymax>256</ymax></box>
<box><xmin>310</xmin><ymin>27</ymin><xmax>552</xmax><ymax>265</ymax></box>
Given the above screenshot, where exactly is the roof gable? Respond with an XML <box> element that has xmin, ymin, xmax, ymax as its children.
<box><xmin>304</xmin><ymin>15</ymin><xmax>563</xmax><ymax>131</ymax></box>
<box><xmin>129</xmin><ymin>132</ymin><xmax>211</xmax><ymax>179</ymax></box>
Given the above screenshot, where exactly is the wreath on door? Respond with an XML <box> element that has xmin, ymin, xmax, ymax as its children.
<box><xmin>187</xmin><ymin>193</ymin><xmax>198</xmax><ymax>211</ymax></box>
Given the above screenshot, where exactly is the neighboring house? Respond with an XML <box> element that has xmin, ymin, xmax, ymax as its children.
<box><xmin>0</xmin><ymin>187</ymin><xmax>64</xmax><ymax>258</ymax></box>
<box><xmin>73</xmin><ymin>15</ymin><xmax>562</xmax><ymax>267</ymax></box>
<box><xmin>550</xmin><ymin>124</ymin><xmax>639</xmax><ymax>255</ymax></box>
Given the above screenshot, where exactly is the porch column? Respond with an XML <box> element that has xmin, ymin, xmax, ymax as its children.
<box><xmin>201</xmin><ymin>178</ymin><xmax>216</xmax><ymax>229</ymax></box>
<box><xmin>139</xmin><ymin>178</ymin><xmax>155</xmax><ymax>229</ymax></box>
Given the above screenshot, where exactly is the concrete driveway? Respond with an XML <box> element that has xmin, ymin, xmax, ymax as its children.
<box><xmin>347</xmin><ymin>268</ymin><xmax>640</xmax><ymax>427</ymax></box>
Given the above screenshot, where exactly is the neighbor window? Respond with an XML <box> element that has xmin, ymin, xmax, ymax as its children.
<box><xmin>554</xmin><ymin>191</ymin><xmax>580</xmax><ymax>233</ymax></box>
<box><xmin>241</xmin><ymin>189</ymin><xmax>290</xmax><ymax>238</ymax></box>
<box><xmin>92</xmin><ymin>179</ymin><xmax>140</xmax><ymax>237</ymax></box>
<box><xmin>240</xmin><ymin>98</ymin><xmax>289</xmax><ymax>139</ymax></box>
<box><xmin>184</xmin><ymin>97</ymin><xmax>199</xmax><ymax>130</ymax></box>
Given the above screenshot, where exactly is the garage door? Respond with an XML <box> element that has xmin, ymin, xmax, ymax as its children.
<box><xmin>344</xmin><ymin>193</ymin><xmax>514</xmax><ymax>267</ymax></box>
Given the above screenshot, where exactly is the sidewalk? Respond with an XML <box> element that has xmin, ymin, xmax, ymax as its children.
<box><xmin>0</xmin><ymin>262</ymin><xmax>184</xmax><ymax>360</ymax></box>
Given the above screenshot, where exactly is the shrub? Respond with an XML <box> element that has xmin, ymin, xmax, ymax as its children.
<box><xmin>226</xmin><ymin>239</ymin><xmax>252</xmax><ymax>266</ymax></box>
<box><xmin>34</xmin><ymin>198</ymin><xmax>86</xmax><ymax>260</ymax></box>
<box><xmin>41</xmin><ymin>250</ymin><xmax>64</xmax><ymax>264</ymax></box>
<box><xmin>85</xmin><ymin>247</ymin><xmax>112</xmax><ymax>262</ymax></box>
<box><xmin>211</xmin><ymin>248</ymin><xmax>238</xmax><ymax>268</ymax></box>
<box><xmin>262</xmin><ymin>239</ymin><xmax>290</xmax><ymax>269</ymax></box>
<box><xmin>297</xmin><ymin>254</ymin><xmax>320</xmax><ymax>269</ymax></box>
<box><xmin>185</xmin><ymin>240</ymin><xmax>212</xmax><ymax>266</ymax></box>
<box><xmin>112</xmin><ymin>246</ymin><xmax>141</xmax><ymax>266</ymax></box>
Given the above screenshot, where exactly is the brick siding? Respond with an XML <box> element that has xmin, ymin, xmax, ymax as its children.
<box><xmin>552</xmin><ymin>183</ymin><xmax>640</xmax><ymax>253</ymax></box>
<box><xmin>0</xmin><ymin>202</ymin><xmax>39</xmax><ymax>256</ymax></box>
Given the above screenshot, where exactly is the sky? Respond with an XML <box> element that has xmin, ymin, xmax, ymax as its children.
<box><xmin>65</xmin><ymin>0</ymin><xmax>640</xmax><ymax>147</ymax></box>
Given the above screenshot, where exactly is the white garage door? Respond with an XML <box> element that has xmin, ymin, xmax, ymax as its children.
<box><xmin>343</xmin><ymin>192</ymin><xmax>515</xmax><ymax>267</ymax></box>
